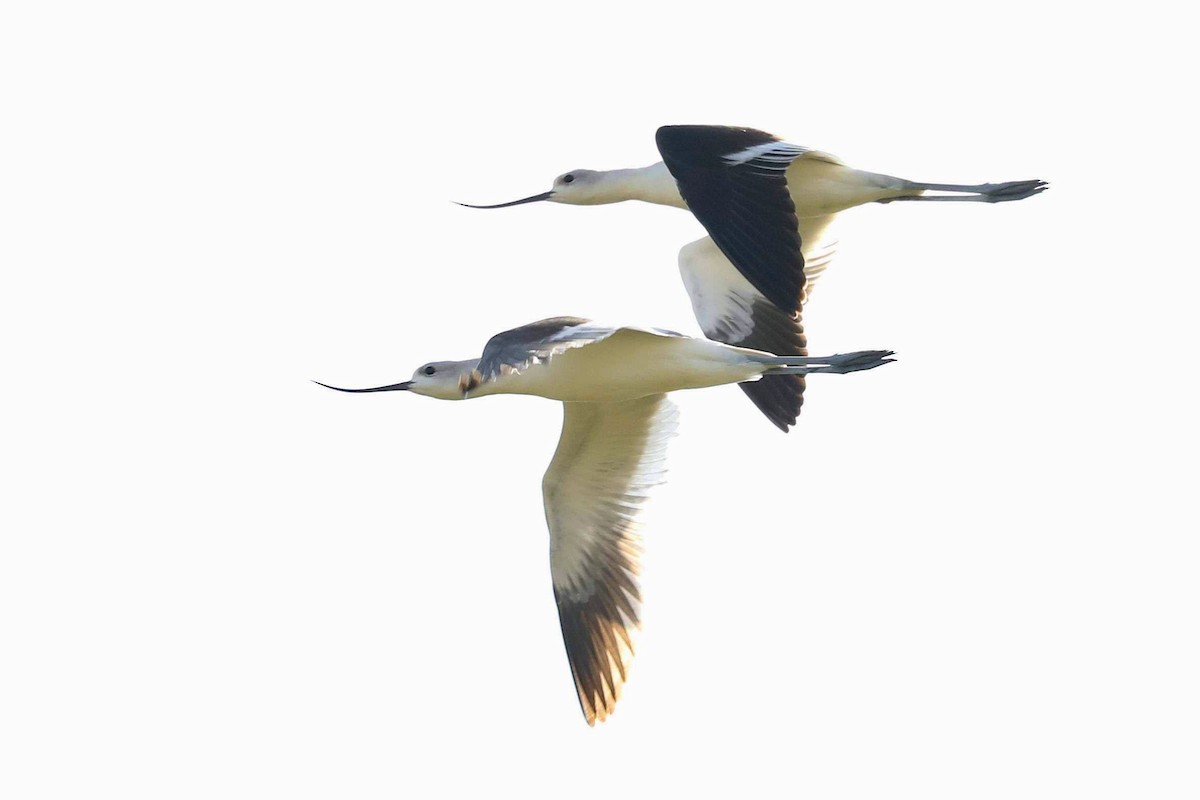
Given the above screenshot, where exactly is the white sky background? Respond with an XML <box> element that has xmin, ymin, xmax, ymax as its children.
<box><xmin>2</xmin><ymin>1</ymin><xmax>1197</xmax><ymax>797</ymax></box>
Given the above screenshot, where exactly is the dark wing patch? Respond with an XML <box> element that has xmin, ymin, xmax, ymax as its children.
<box><xmin>739</xmin><ymin>373</ymin><xmax>805</xmax><ymax>433</ymax></box>
<box><xmin>477</xmin><ymin>316</ymin><xmax>598</xmax><ymax>381</ymax></box>
<box><xmin>731</xmin><ymin>299</ymin><xmax>808</xmax><ymax>432</ymax></box>
<box><xmin>553</xmin><ymin>538</ymin><xmax>640</xmax><ymax>726</ymax></box>
<box><xmin>656</xmin><ymin>125</ymin><xmax>807</xmax><ymax>315</ymax></box>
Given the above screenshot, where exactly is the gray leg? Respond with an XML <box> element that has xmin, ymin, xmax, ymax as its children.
<box><xmin>764</xmin><ymin>350</ymin><xmax>896</xmax><ymax>375</ymax></box>
<box><xmin>879</xmin><ymin>178</ymin><xmax>1049</xmax><ymax>203</ymax></box>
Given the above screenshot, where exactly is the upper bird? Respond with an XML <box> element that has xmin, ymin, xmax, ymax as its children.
<box><xmin>460</xmin><ymin>125</ymin><xmax>1047</xmax><ymax>431</ymax></box>
<box><xmin>317</xmin><ymin>316</ymin><xmax>894</xmax><ymax>725</ymax></box>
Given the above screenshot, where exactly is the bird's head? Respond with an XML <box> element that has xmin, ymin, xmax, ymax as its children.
<box><xmin>315</xmin><ymin>359</ymin><xmax>481</xmax><ymax>401</ymax></box>
<box><xmin>458</xmin><ymin>168</ymin><xmax>622</xmax><ymax>209</ymax></box>
<box><xmin>547</xmin><ymin>169</ymin><xmax>613</xmax><ymax>204</ymax></box>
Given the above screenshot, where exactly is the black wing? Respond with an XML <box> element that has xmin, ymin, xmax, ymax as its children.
<box><xmin>732</xmin><ymin>299</ymin><xmax>808</xmax><ymax>433</ymax></box>
<box><xmin>677</xmin><ymin>236</ymin><xmax>807</xmax><ymax>432</ymax></box>
<box><xmin>656</xmin><ymin>125</ymin><xmax>809</xmax><ymax>316</ymax></box>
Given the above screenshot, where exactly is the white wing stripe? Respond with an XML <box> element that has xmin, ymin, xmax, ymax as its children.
<box><xmin>722</xmin><ymin>140</ymin><xmax>810</xmax><ymax>167</ymax></box>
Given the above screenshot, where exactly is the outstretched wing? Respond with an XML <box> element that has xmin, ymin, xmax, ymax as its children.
<box><xmin>477</xmin><ymin>317</ymin><xmax>613</xmax><ymax>381</ymax></box>
<box><xmin>543</xmin><ymin>394</ymin><xmax>679</xmax><ymax>725</ymax></box>
<box><xmin>677</xmin><ymin>236</ymin><xmax>808</xmax><ymax>432</ymax></box>
<box><xmin>656</xmin><ymin>125</ymin><xmax>810</xmax><ymax>315</ymax></box>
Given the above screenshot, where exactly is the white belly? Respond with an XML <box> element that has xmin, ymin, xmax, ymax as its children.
<box><xmin>499</xmin><ymin>331</ymin><xmax>765</xmax><ymax>402</ymax></box>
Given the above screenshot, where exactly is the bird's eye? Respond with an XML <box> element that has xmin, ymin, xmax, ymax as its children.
<box><xmin>423</xmin><ymin>365</ymin><xmax>436</xmax><ymax>376</ymax></box>
<box><xmin>563</xmin><ymin>174</ymin><xmax>575</xmax><ymax>184</ymax></box>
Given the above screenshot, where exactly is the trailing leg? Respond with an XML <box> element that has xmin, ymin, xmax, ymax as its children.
<box><xmin>879</xmin><ymin>178</ymin><xmax>1048</xmax><ymax>203</ymax></box>
<box><xmin>759</xmin><ymin>350</ymin><xmax>895</xmax><ymax>375</ymax></box>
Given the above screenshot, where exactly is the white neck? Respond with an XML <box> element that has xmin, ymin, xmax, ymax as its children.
<box><xmin>605</xmin><ymin>163</ymin><xmax>687</xmax><ymax>208</ymax></box>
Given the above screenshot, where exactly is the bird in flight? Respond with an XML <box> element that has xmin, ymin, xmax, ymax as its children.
<box><xmin>461</xmin><ymin>125</ymin><xmax>1046</xmax><ymax>431</ymax></box>
<box><xmin>317</xmin><ymin>316</ymin><xmax>894</xmax><ymax>724</ymax></box>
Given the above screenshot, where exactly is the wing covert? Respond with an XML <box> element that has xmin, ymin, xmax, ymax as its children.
<box><xmin>477</xmin><ymin>317</ymin><xmax>612</xmax><ymax>382</ymax></box>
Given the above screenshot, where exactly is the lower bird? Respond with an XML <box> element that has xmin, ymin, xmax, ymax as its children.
<box><xmin>461</xmin><ymin>124</ymin><xmax>1046</xmax><ymax>431</ymax></box>
<box><xmin>317</xmin><ymin>316</ymin><xmax>894</xmax><ymax>725</ymax></box>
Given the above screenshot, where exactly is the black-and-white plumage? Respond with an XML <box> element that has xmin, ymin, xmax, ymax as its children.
<box><xmin>317</xmin><ymin>318</ymin><xmax>894</xmax><ymax>723</ymax></box>
<box><xmin>678</xmin><ymin>237</ymin><xmax>808</xmax><ymax>431</ymax></box>
<box><xmin>461</xmin><ymin>124</ymin><xmax>1046</xmax><ymax>430</ymax></box>
<box><xmin>656</xmin><ymin>126</ymin><xmax>810</xmax><ymax>315</ymax></box>
<box><xmin>655</xmin><ymin>124</ymin><xmax>1047</xmax><ymax>317</ymax></box>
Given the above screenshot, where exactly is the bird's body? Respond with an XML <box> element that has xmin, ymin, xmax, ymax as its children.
<box><xmin>462</xmin><ymin>125</ymin><xmax>1047</xmax><ymax>430</ymax></box>
<box><xmin>466</xmin><ymin>322</ymin><xmax>772</xmax><ymax>402</ymax></box>
<box><xmin>514</xmin><ymin>151</ymin><xmax>911</xmax><ymax>216</ymax></box>
<box><xmin>318</xmin><ymin>317</ymin><xmax>894</xmax><ymax>724</ymax></box>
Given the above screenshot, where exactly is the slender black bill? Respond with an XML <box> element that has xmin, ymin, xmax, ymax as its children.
<box><xmin>313</xmin><ymin>380</ymin><xmax>413</xmax><ymax>393</ymax></box>
<box><xmin>455</xmin><ymin>191</ymin><xmax>553</xmax><ymax>209</ymax></box>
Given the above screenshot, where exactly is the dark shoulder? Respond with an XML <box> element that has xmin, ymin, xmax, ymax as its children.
<box><xmin>655</xmin><ymin>125</ymin><xmax>780</xmax><ymax>166</ymax></box>
<box><xmin>485</xmin><ymin>316</ymin><xmax>591</xmax><ymax>350</ymax></box>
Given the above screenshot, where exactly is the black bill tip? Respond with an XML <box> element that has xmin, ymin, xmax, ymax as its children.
<box><xmin>313</xmin><ymin>380</ymin><xmax>413</xmax><ymax>393</ymax></box>
<box><xmin>455</xmin><ymin>191</ymin><xmax>554</xmax><ymax>209</ymax></box>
